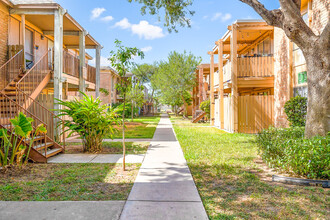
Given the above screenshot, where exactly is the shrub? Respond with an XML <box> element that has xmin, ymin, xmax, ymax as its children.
<box><xmin>112</xmin><ymin>102</ymin><xmax>139</xmax><ymax>118</ymax></box>
<box><xmin>284</xmin><ymin>96</ymin><xmax>307</xmax><ymax>127</ymax></box>
<box><xmin>0</xmin><ymin>112</ymin><xmax>47</xmax><ymax>167</ymax></box>
<box><xmin>200</xmin><ymin>99</ymin><xmax>210</xmax><ymax>118</ymax></box>
<box><xmin>56</xmin><ymin>92</ymin><xmax>120</xmax><ymax>152</ymax></box>
<box><xmin>257</xmin><ymin>127</ymin><xmax>330</xmax><ymax>179</ymax></box>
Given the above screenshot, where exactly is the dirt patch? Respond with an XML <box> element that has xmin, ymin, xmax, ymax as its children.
<box><xmin>0</xmin><ymin>163</ymin><xmax>140</xmax><ymax>201</ymax></box>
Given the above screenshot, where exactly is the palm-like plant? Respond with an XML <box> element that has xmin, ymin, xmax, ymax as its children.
<box><xmin>55</xmin><ymin>92</ymin><xmax>120</xmax><ymax>152</ymax></box>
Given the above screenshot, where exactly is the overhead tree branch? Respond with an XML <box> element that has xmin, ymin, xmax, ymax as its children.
<box><xmin>239</xmin><ymin>0</ymin><xmax>284</xmax><ymax>27</ymax></box>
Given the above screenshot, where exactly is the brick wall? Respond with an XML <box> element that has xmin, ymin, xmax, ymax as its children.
<box><xmin>311</xmin><ymin>0</ymin><xmax>329</xmax><ymax>35</ymax></box>
<box><xmin>273</xmin><ymin>0</ymin><xmax>328</xmax><ymax>128</ymax></box>
<box><xmin>273</xmin><ymin>27</ymin><xmax>291</xmax><ymax>128</ymax></box>
<box><xmin>0</xmin><ymin>2</ymin><xmax>9</xmax><ymax>67</ymax></box>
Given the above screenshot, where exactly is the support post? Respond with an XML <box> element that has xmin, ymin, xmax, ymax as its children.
<box><xmin>21</xmin><ymin>14</ymin><xmax>26</xmax><ymax>70</ymax></box>
<box><xmin>198</xmin><ymin>67</ymin><xmax>203</xmax><ymax>106</ymax></box>
<box><xmin>95</xmin><ymin>45</ymin><xmax>101</xmax><ymax>98</ymax></box>
<box><xmin>217</xmin><ymin>40</ymin><xmax>224</xmax><ymax>129</ymax></box>
<box><xmin>53</xmin><ymin>8</ymin><xmax>64</xmax><ymax>138</ymax></box>
<box><xmin>209</xmin><ymin>51</ymin><xmax>215</xmax><ymax>126</ymax></box>
<box><xmin>79</xmin><ymin>31</ymin><xmax>86</xmax><ymax>97</ymax></box>
<box><xmin>231</xmin><ymin>24</ymin><xmax>238</xmax><ymax>132</ymax></box>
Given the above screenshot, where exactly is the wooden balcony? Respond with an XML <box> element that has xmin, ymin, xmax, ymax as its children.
<box><xmin>63</xmin><ymin>50</ymin><xmax>96</xmax><ymax>84</ymax></box>
<box><xmin>237</xmin><ymin>56</ymin><xmax>274</xmax><ymax>77</ymax></box>
<box><xmin>86</xmin><ymin>64</ymin><xmax>96</xmax><ymax>84</ymax></box>
<box><xmin>223</xmin><ymin>56</ymin><xmax>274</xmax><ymax>83</ymax></box>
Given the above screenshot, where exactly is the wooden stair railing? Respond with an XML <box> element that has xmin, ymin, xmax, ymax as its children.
<box><xmin>0</xmin><ymin>49</ymin><xmax>24</xmax><ymax>91</ymax></box>
<box><xmin>0</xmin><ymin>49</ymin><xmax>65</xmax><ymax>161</ymax></box>
<box><xmin>0</xmin><ymin>91</ymin><xmax>63</xmax><ymax>162</ymax></box>
<box><xmin>192</xmin><ymin>110</ymin><xmax>206</xmax><ymax>123</ymax></box>
<box><xmin>15</xmin><ymin>88</ymin><xmax>66</xmax><ymax>146</ymax></box>
<box><xmin>16</xmin><ymin>50</ymin><xmax>51</xmax><ymax>99</ymax></box>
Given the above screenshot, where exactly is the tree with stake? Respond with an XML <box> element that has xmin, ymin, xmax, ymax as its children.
<box><xmin>109</xmin><ymin>40</ymin><xmax>144</xmax><ymax>170</ymax></box>
<box><xmin>128</xmin><ymin>0</ymin><xmax>329</xmax><ymax>137</ymax></box>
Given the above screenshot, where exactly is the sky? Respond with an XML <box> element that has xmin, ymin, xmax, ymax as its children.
<box><xmin>56</xmin><ymin>0</ymin><xmax>280</xmax><ymax>66</ymax></box>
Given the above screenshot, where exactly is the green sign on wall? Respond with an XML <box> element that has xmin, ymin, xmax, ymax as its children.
<box><xmin>298</xmin><ymin>71</ymin><xmax>307</xmax><ymax>84</ymax></box>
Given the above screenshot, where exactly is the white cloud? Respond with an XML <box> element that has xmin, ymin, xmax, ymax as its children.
<box><xmin>114</xmin><ymin>18</ymin><xmax>165</xmax><ymax>40</ymax></box>
<box><xmin>211</xmin><ymin>12</ymin><xmax>232</xmax><ymax>22</ymax></box>
<box><xmin>89</xmin><ymin>56</ymin><xmax>111</xmax><ymax>67</ymax></box>
<box><xmin>202</xmin><ymin>15</ymin><xmax>208</xmax><ymax>19</ymax></box>
<box><xmin>114</xmin><ymin>18</ymin><xmax>132</xmax><ymax>29</ymax></box>
<box><xmin>91</xmin><ymin>8</ymin><xmax>106</xmax><ymax>20</ymax></box>
<box><xmin>222</xmin><ymin>13</ymin><xmax>232</xmax><ymax>22</ymax></box>
<box><xmin>211</xmin><ymin>12</ymin><xmax>222</xmax><ymax>21</ymax></box>
<box><xmin>131</xmin><ymin>21</ymin><xmax>165</xmax><ymax>40</ymax></box>
<box><xmin>141</xmin><ymin>46</ymin><xmax>152</xmax><ymax>52</ymax></box>
<box><xmin>101</xmin><ymin>16</ymin><xmax>114</xmax><ymax>22</ymax></box>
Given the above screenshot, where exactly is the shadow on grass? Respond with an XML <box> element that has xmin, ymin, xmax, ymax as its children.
<box><xmin>0</xmin><ymin>163</ymin><xmax>139</xmax><ymax>201</ymax></box>
<box><xmin>188</xmin><ymin>162</ymin><xmax>328</xmax><ymax>219</ymax></box>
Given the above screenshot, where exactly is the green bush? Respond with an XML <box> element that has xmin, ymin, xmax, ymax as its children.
<box><xmin>112</xmin><ymin>102</ymin><xmax>139</xmax><ymax>118</ymax></box>
<box><xmin>56</xmin><ymin>92</ymin><xmax>120</xmax><ymax>152</ymax></box>
<box><xmin>0</xmin><ymin>112</ymin><xmax>47</xmax><ymax>167</ymax></box>
<box><xmin>200</xmin><ymin>99</ymin><xmax>210</xmax><ymax>118</ymax></box>
<box><xmin>284</xmin><ymin>96</ymin><xmax>307</xmax><ymax>127</ymax></box>
<box><xmin>257</xmin><ymin>127</ymin><xmax>330</xmax><ymax>179</ymax></box>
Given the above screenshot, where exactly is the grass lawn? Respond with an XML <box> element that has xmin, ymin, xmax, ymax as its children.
<box><xmin>173</xmin><ymin>125</ymin><xmax>330</xmax><ymax>219</ymax></box>
<box><xmin>110</xmin><ymin>116</ymin><xmax>160</xmax><ymax>139</ymax></box>
<box><xmin>66</xmin><ymin>142</ymin><xmax>149</xmax><ymax>154</ymax></box>
<box><xmin>0</xmin><ymin>163</ymin><xmax>139</xmax><ymax>201</ymax></box>
<box><xmin>169</xmin><ymin>115</ymin><xmax>210</xmax><ymax>127</ymax></box>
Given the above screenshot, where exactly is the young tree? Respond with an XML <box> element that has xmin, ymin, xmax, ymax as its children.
<box><xmin>153</xmin><ymin>51</ymin><xmax>201</xmax><ymax>116</ymax></box>
<box><xmin>129</xmin><ymin>0</ymin><xmax>330</xmax><ymax>138</ymax></box>
<box><xmin>109</xmin><ymin>40</ymin><xmax>144</xmax><ymax>170</ymax></box>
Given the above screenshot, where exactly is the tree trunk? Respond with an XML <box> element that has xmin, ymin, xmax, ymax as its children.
<box><xmin>122</xmin><ymin>95</ymin><xmax>126</xmax><ymax>171</ymax></box>
<box><xmin>304</xmin><ymin>45</ymin><xmax>330</xmax><ymax>138</ymax></box>
<box><xmin>131</xmin><ymin>100</ymin><xmax>134</xmax><ymax>121</ymax></box>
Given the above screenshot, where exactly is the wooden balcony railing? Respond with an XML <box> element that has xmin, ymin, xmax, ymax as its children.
<box><xmin>222</xmin><ymin>56</ymin><xmax>274</xmax><ymax>83</ymax></box>
<box><xmin>63</xmin><ymin>50</ymin><xmax>79</xmax><ymax>78</ymax></box>
<box><xmin>86</xmin><ymin>64</ymin><xmax>96</xmax><ymax>84</ymax></box>
<box><xmin>237</xmin><ymin>56</ymin><xmax>274</xmax><ymax>77</ymax></box>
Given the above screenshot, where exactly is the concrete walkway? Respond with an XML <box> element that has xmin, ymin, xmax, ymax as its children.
<box><xmin>67</xmin><ymin>138</ymin><xmax>152</xmax><ymax>143</ymax></box>
<box><xmin>48</xmin><ymin>154</ymin><xmax>145</xmax><ymax>164</ymax></box>
<box><xmin>120</xmin><ymin>114</ymin><xmax>208</xmax><ymax>219</ymax></box>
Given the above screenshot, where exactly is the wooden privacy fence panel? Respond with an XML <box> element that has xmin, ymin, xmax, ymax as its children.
<box><xmin>223</xmin><ymin>96</ymin><xmax>232</xmax><ymax>132</ymax></box>
<box><xmin>238</xmin><ymin>95</ymin><xmax>274</xmax><ymax>133</ymax></box>
<box><xmin>237</xmin><ymin>56</ymin><xmax>274</xmax><ymax>77</ymax></box>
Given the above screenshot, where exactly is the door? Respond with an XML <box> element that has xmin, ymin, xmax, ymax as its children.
<box><xmin>25</xmin><ymin>29</ymin><xmax>34</xmax><ymax>68</ymax></box>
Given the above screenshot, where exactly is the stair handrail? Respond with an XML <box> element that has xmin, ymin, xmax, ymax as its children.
<box><xmin>16</xmin><ymin>50</ymin><xmax>50</xmax><ymax>97</ymax></box>
<box><xmin>0</xmin><ymin>91</ymin><xmax>48</xmax><ymax>150</ymax></box>
<box><xmin>14</xmin><ymin>87</ymin><xmax>66</xmax><ymax>149</ymax></box>
<box><xmin>0</xmin><ymin>49</ymin><xmax>24</xmax><ymax>91</ymax></box>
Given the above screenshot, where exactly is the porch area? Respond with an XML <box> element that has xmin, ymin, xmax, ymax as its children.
<box><xmin>210</xmin><ymin>20</ymin><xmax>275</xmax><ymax>133</ymax></box>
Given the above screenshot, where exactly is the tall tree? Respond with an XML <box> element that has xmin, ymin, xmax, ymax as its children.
<box><xmin>153</xmin><ymin>51</ymin><xmax>201</xmax><ymax>116</ymax></box>
<box><xmin>109</xmin><ymin>40</ymin><xmax>144</xmax><ymax>170</ymax></box>
<box><xmin>129</xmin><ymin>0</ymin><xmax>330</xmax><ymax>138</ymax></box>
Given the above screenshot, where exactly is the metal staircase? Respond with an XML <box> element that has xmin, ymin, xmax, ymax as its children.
<box><xmin>0</xmin><ymin>49</ymin><xmax>65</xmax><ymax>162</ymax></box>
